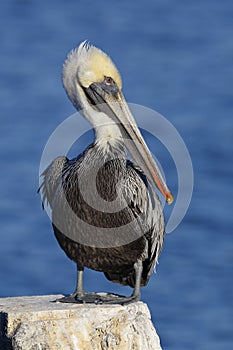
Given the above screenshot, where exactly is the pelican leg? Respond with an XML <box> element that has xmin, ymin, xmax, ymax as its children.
<box><xmin>58</xmin><ymin>265</ymin><xmax>113</xmax><ymax>304</ymax></box>
<box><xmin>98</xmin><ymin>260</ymin><xmax>142</xmax><ymax>305</ymax></box>
<box><xmin>58</xmin><ymin>261</ymin><xmax>143</xmax><ymax>305</ymax></box>
<box><xmin>73</xmin><ymin>265</ymin><xmax>84</xmax><ymax>296</ymax></box>
<box><xmin>58</xmin><ymin>264</ymin><xmax>86</xmax><ymax>303</ymax></box>
<box><xmin>131</xmin><ymin>260</ymin><xmax>143</xmax><ymax>300</ymax></box>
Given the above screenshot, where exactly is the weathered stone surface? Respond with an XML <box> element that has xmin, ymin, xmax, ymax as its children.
<box><xmin>0</xmin><ymin>295</ymin><xmax>162</xmax><ymax>350</ymax></box>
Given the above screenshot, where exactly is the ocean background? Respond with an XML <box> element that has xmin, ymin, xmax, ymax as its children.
<box><xmin>0</xmin><ymin>1</ymin><xmax>232</xmax><ymax>349</ymax></box>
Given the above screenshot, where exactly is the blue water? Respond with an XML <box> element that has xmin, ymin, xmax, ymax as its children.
<box><xmin>0</xmin><ymin>1</ymin><xmax>233</xmax><ymax>349</ymax></box>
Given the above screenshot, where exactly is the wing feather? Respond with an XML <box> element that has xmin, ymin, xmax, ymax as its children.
<box><xmin>38</xmin><ymin>156</ymin><xmax>68</xmax><ymax>209</ymax></box>
<box><xmin>105</xmin><ymin>160</ymin><xmax>165</xmax><ymax>286</ymax></box>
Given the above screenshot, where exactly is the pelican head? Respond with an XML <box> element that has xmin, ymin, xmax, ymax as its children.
<box><xmin>62</xmin><ymin>41</ymin><xmax>174</xmax><ymax>204</ymax></box>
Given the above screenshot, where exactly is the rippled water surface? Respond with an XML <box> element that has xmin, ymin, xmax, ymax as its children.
<box><xmin>0</xmin><ymin>1</ymin><xmax>232</xmax><ymax>349</ymax></box>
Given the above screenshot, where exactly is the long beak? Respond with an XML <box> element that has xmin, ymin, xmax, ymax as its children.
<box><xmin>84</xmin><ymin>85</ymin><xmax>174</xmax><ymax>204</ymax></box>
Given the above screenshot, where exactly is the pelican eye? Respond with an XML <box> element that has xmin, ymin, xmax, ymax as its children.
<box><xmin>99</xmin><ymin>76</ymin><xmax>119</xmax><ymax>97</ymax></box>
<box><xmin>104</xmin><ymin>76</ymin><xmax>114</xmax><ymax>86</ymax></box>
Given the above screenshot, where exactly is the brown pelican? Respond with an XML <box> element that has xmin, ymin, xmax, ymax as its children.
<box><xmin>39</xmin><ymin>41</ymin><xmax>174</xmax><ymax>304</ymax></box>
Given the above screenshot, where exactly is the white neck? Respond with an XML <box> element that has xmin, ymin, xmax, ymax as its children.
<box><xmin>83</xmin><ymin>106</ymin><xmax>122</xmax><ymax>142</ymax></box>
<box><xmin>95</xmin><ymin>120</ymin><xmax>122</xmax><ymax>142</ymax></box>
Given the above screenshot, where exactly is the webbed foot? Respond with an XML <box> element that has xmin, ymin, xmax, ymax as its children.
<box><xmin>56</xmin><ymin>292</ymin><xmax>139</xmax><ymax>305</ymax></box>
